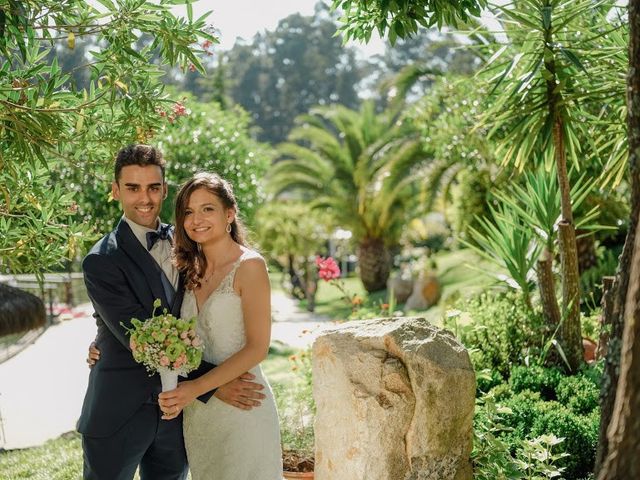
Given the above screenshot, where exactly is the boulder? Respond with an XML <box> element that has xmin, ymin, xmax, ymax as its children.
<box><xmin>387</xmin><ymin>275</ymin><xmax>414</xmax><ymax>304</ymax></box>
<box><xmin>405</xmin><ymin>275</ymin><xmax>441</xmax><ymax>311</ymax></box>
<box><xmin>313</xmin><ymin>317</ymin><xmax>475</xmax><ymax>480</ymax></box>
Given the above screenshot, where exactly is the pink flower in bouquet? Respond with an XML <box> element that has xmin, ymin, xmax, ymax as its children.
<box><xmin>316</xmin><ymin>256</ymin><xmax>341</xmax><ymax>280</ymax></box>
<box><xmin>160</xmin><ymin>355</ymin><xmax>170</xmax><ymax>367</ymax></box>
<box><xmin>192</xmin><ymin>337</ymin><xmax>203</xmax><ymax>348</ymax></box>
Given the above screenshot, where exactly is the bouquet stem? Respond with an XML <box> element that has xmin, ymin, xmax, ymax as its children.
<box><xmin>159</xmin><ymin>368</ymin><xmax>179</xmax><ymax>392</ymax></box>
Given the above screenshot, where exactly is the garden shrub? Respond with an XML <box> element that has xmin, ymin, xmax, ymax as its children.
<box><xmin>453</xmin><ymin>291</ymin><xmax>546</xmax><ymax>378</ymax></box>
<box><xmin>509</xmin><ymin>364</ymin><xmax>563</xmax><ymax>401</ymax></box>
<box><xmin>556</xmin><ymin>374</ymin><xmax>600</xmax><ymax>416</ymax></box>
<box><xmin>530</xmin><ymin>404</ymin><xmax>598</xmax><ymax>479</ymax></box>
<box><xmin>481</xmin><ymin>389</ymin><xmax>598</xmax><ymax>479</ymax></box>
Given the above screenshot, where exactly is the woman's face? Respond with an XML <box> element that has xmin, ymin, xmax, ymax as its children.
<box><xmin>182</xmin><ymin>188</ymin><xmax>234</xmax><ymax>244</ymax></box>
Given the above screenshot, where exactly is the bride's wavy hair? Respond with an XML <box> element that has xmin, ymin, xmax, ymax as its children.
<box><xmin>173</xmin><ymin>172</ymin><xmax>247</xmax><ymax>290</ymax></box>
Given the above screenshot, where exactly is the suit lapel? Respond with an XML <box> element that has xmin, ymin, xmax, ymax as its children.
<box><xmin>116</xmin><ymin>220</ymin><xmax>169</xmax><ymax>310</ymax></box>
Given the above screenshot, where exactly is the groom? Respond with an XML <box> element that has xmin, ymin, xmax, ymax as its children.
<box><xmin>79</xmin><ymin>144</ymin><xmax>265</xmax><ymax>480</ymax></box>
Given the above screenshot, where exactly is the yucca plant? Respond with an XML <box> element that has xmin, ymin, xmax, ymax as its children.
<box><xmin>494</xmin><ymin>164</ymin><xmax>609</xmax><ymax>326</ymax></box>
<box><xmin>268</xmin><ymin>101</ymin><xmax>429</xmax><ymax>292</ymax></box>
<box><xmin>478</xmin><ymin>0</ymin><xmax>626</xmax><ymax>371</ymax></box>
<box><xmin>466</xmin><ymin>203</ymin><xmax>541</xmax><ymax>308</ymax></box>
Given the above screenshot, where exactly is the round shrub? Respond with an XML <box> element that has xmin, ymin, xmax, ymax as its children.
<box><xmin>509</xmin><ymin>365</ymin><xmax>563</xmax><ymax>401</ymax></box>
<box><xmin>456</xmin><ymin>292</ymin><xmax>546</xmax><ymax>377</ymax></box>
<box><xmin>531</xmin><ymin>405</ymin><xmax>598</xmax><ymax>479</ymax></box>
<box><xmin>556</xmin><ymin>374</ymin><xmax>600</xmax><ymax>416</ymax></box>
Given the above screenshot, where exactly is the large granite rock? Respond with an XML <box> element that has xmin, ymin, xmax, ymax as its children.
<box><xmin>312</xmin><ymin>317</ymin><xmax>475</xmax><ymax>480</ymax></box>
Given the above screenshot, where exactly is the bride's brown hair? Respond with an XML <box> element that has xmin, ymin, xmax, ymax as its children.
<box><xmin>173</xmin><ymin>172</ymin><xmax>247</xmax><ymax>290</ymax></box>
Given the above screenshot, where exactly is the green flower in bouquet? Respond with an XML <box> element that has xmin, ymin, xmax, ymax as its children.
<box><xmin>123</xmin><ymin>299</ymin><xmax>204</xmax><ymax>375</ymax></box>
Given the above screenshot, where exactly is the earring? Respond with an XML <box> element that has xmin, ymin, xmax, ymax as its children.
<box><xmin>226</xmin><ymin>223</ymin><xmax>232</xmax><ymax>234</ymax></box>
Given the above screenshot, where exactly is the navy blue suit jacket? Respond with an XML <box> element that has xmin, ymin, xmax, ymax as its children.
<box><xmin>78</xmin><ymin>219</ymin><xmax>212</xmax><ymax>438</ymax></box>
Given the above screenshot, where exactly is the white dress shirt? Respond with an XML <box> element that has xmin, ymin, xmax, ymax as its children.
<box><xmin>122</xmin><ymin>216</ymin><xmax>179</xmax><ymax>289</ymax></box>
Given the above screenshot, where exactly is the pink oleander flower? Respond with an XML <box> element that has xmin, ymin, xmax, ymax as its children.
<box><xmin>173</xmin><ymin>102</ymin><xmax>187</xmax><ymax>117</ymax></box>
<box><xmin>316</xmin><ymin>256</ymin><xmax>341</xmax><ymax>280</ymax></box>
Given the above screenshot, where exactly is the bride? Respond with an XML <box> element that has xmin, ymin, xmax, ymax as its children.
<box><xmin>158</xmin><ymin>172</ymin><xmax>282</xmax><ymax>479</ymax></box>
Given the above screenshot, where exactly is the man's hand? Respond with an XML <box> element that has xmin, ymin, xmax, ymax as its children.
<box><xmin>215</xmin><ymin>372</ymin><xmax>266</xmax><ymax>410</ymax></box>
<box><xmin>86</xmin><ymin>341</ymin><xmax>100</xmax><ymax>368</ymax></box>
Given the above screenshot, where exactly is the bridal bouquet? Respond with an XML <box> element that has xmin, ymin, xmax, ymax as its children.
<box><xmin>123</xmin><ymin>299</ymin><xmax>204</xmax><ymax>391</ymax></box>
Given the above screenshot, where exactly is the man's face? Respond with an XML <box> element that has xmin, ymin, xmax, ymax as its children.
<box><xmin>112</xmin><ymin>165</ymin><xmax>167</xmax><ymax>229</ymax></box>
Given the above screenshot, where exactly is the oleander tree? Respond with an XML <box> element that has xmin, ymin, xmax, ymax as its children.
<box><xmin>0</xmin><ymin>0</ymin><xmax>214</xmax><ymax>276</ymax></box>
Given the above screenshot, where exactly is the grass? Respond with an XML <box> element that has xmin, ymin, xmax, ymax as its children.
<box><xmin>0</xmin><ymin>344</ymin><xmax>307</xmax><ymax>479</ymax></box>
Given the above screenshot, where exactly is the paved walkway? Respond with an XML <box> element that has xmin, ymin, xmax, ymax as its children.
<box><xmin>0</xmin><ymin>291</ymin><xmax>333</xmax><ymax>450</ymax></box>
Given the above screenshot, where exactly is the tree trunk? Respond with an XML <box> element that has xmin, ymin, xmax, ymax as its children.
<box><xmin>557</xmin><ymin>221</ymin><xmax>583</xmax><ymax>371</ymax></box>
<box><xmin>596</xmin><ymin>0</ymin><xmax>640</xmax><ymax>474</ymax></box>
<box><xmin>543</xmin><ymin>2</ymin><xmax>583</xmax><ymax>372</ymax></box>
<box><xmin>597</xmin><ymin>276</ymin><xmax>616</xmax><ymax>359</ymax></box>
<box><xmin>357</xmin><ymin>237</ymin><xmax>391</xmax><ymax>293</ymax></box>
<box><xmin>597</xmin><ymin>216</ymin><xmax>640</xmax><ymax>479</ymax></box>
<box><xmin>537</xmin><ymin>247</ymin><xmax>561</xmax><ymax>327</ymax></box>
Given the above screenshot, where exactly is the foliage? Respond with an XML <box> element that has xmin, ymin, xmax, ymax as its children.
<box><xmin>274</xmin><ymin>348</ymin><xmax>315</xmax><ymax>458</ymax></box>
<box><xmin>223</xmin><ymin>5</ymin><xmax>362</xmax><ymax>144</ymax></box>
<box><xmin>509</xmin><ymin>365</ymin><xmax>564</xmax><ymax>401</ymax></box>
<box><xmin>331</xmin><ymin>0</ymin><xmax>488</xmax><ymax>44</ymax></box>
<box><xmin>477</xmin><ymin>364</ymin><xmax>603</xmax><ymax>479</ymax></box>
<box><xmin>158</xmin><ymin>99</ymin><xmax>272</xmax><ymax>227</ymax></box>
<box><xmin>269</xmin><ymin>101</ymin><xmax>427</xmax><ymax>248</ymax></box>
<box><xmin>408</xmin><ymin>76</ymin><xmax>497</xmax><ymax>215</ymax></box>
<box><xmin>0</xmin><ymin>0</ymin><xmax>213</xmax><ymax>275</ymax></box>
<box><xmin>465</xmin><ymin>202</ymin><xmax>541</xmax><ymax>304</ymax></box>
<box><xmin>473</xmin><ymin>395</ymin><xmax>569</xmax><ymax>480</ymax></box>
<box><xmin>556</xmin><ymin>375</ymin><xmax>600</xmax><ymax>416</ymax></box>
<box><xmin>448</xmin><ymin>292</ymin><xmax>547</xmax><ymax>377</ymax></box>
<box><xmin>479</xmin><ymin>0</ymin><xmax>625</xmax><ymax>173</ymax></box>
<box><xmin>268</xmin><ymin>101</ymin><xmax>429</xmax><ymax>291</ymax></box>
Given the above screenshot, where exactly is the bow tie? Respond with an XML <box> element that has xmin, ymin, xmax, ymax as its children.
<box><xmin>146</xmin><ymin>224</ymin><xmax>172</xmax><ymax>251</ymax></box>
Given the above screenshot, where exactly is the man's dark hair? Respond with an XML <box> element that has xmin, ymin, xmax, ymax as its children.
<box><xmin>114</xmin><ymin>144</ymin><xmax>166</xmax><ymax>182</ymax></box>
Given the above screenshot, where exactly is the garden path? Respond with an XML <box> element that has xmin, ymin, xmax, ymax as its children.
<box><xmin>0</xmin><ymin>291</ymin><xmax>331</xmax><ymax>450</ymax></box>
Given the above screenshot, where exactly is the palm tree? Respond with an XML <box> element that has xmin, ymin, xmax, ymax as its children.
<box><xmin>268</xmin><ymin>101</ymin><xmax>429</xmax><ymax>292</ymax></box>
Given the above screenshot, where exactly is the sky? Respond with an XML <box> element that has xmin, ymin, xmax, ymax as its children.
<box><xmin>181</xmin><ymin>0</ymin><xmax>386</xmax><ymax>56</ymax></box>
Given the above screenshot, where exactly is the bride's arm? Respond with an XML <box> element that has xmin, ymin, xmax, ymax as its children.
<box><xmin>159</xmin><ymin>257</ymin><xmax>271</xmax><ymax>414</ymax></box>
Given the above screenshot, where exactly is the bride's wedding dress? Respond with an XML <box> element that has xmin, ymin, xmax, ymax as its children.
<box><xmin>181</xmin><ymin>250</ymin><xmax>282</xmax><ymax>479</ymax></box>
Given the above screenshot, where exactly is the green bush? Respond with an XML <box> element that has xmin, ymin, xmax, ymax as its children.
<box><xmin>483</xmin><ymin>389</ymin><xmax>598</xmax><ymax>479</ymax></box>
<box><xmin>453</xmin><ymin>291</ymin><xmax>546</xmax><ymax>378</ymax></box>
<box><xmin>509</xmin><ymin>364</ymin><xmax>564</xmax><ymax>401</ymax></box>
<box><xmin>530</xmin><ymin>404</ymin><xmax>598</xmax><ymax>479</ymax></box>
<box><xmin>556</xmin><ymin>374</ymin><xmax>600</xmax><ymax>416</ymax></box>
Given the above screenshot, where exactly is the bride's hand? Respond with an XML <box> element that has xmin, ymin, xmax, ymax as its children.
<box><xmin>158</xmin><ymin>381</ymin><xmax>198</xmax><ymax>420</ymax></box>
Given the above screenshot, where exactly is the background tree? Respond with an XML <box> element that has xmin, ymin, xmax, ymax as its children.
<box><xmin>254</xmin><ymin>201</ymin><xmax>331</xmax><ymax>310</ymax></box>
<box><xmin>223</xmin><ymin>5</ymin><xmax>362</xmax><ymax>144</ymax></box>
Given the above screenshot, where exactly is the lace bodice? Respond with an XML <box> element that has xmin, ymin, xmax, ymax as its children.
<box><xmin>181</xmin><ymin>249</ymin><xmax>262</xmax><ymax>365</ymax></box>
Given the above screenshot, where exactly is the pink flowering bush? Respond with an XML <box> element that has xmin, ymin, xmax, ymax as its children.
<box><xmin>123</xmin><ymin>299</ymin><xmax>204</xmax><ymax>375</ymax></box>
<box><xmin>316</xmin><ymin>256</ymin><xmax>362</xmax><ymax>313</ymax></box>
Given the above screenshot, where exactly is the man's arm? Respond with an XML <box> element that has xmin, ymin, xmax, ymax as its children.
<box><xmin>83</xmin><ymin>253</ymin><xmax>149</xmax><ymax>350</ymax></box>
